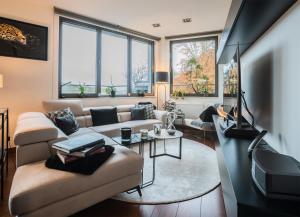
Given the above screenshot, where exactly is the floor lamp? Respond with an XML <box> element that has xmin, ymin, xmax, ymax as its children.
<box><xmin>155</xmin><ymin>71</ymin><xmax>168</xmax><ymax>110</ymax></box>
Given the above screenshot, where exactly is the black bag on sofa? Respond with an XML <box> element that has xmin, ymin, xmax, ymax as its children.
<box><xmin>45</xmin><ymin>145</ymin><xmax>115</xmax><ymax>175</ymax></box>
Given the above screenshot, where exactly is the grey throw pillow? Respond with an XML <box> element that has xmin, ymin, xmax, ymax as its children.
<box><xmin>135</xmin><ymin>104</ymin><xmax>155</xmax><ymax>119</ymax></box>
<box><xmin>47</xmin><ymin>107</ymin><xmax>80</xmax><ymax>132</ymax></box>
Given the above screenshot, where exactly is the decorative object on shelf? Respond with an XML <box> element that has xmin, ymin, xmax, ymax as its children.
<box><xmin>153</xmin><ymin>123</ymin><xmax>162</xmax><ymax>135</ymax></box>
<box><xmin>140</xmin><ymin>129</ymin><xmax>149</xmax><ymax>139</ymax></box>
<box><xmin>163</xmin><ymin>99</ymin><xmax>176</xmax><ymax>112</ymax></box>
<box><xmin>166</xmin><ymin>112</ymin><xmax>177</xmax><ymax>132</ymax></box>
<box><xmin>171</xmin><ymin>89</ymin><xmax>185</xmax><ymax>100</ymax></box>
<box><xmin>155</xmin><ymin>71</ymin><xmax>169</xmax><ymax>109</ymax></box>
<box><xmin>0</xmin><ymin>17</ymin><xmax>48</xmax><ymax>60</ymax></box>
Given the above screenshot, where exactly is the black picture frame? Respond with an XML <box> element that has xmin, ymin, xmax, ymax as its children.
<box><xmin>0</xmin><ymin>17</ymin><xmax>48</xmax><ymax>61</ymax></box>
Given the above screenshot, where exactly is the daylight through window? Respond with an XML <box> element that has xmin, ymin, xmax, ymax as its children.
<box><xmin>59</xmin><ymin>18</ymin><xmax>154</xmax><ymax>97</ymax></box>
<box><xmin>170</xmin><ymin>37</ymin><xmax>218</xmax><ymax>96</ymax></box>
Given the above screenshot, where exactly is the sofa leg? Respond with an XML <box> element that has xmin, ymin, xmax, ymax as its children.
<box><xmin>136</xmin><ymin>186</ymin><xmax>142</xmax><ymax>197</ymax></box>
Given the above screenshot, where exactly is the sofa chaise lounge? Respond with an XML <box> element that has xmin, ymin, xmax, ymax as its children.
<box><xmin>9</xmin><ymin>100</ymin><xmax>167</xmax><ymax>217</ymax></box>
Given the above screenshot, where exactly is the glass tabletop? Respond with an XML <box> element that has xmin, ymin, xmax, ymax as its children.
<box><xmin>112</xmin><ymin>133</ymin><xmax>154</xmax><ymax>146</ymax></box>
<box><xmin>148</xmin><ymin>129</ymin><xmax>183</xmax><ymax>139</ymax></box>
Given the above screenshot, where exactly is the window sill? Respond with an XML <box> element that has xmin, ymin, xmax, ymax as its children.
<box><xmin>59</xmin><ymin>95</ymin><xmax>156</xmax><ymax>99</ymax></box>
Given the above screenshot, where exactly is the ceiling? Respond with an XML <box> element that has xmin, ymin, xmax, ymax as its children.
<box><xmin>53</xmin><ymin>0</ymin><xmax>232</xmax><ymax>38</ymax></box>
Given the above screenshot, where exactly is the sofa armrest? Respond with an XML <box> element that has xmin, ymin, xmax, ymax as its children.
<box><xmin>14</xmin><ymin>114</ymin><xmax>59</xmax><ymax>146</ymax></box>
<box><xmin>153</xmin><ymin>110</ymin><xmax>167</xmax><ymax>125</ymax></box>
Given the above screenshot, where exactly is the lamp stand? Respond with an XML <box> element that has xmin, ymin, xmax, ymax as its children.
<box><xmin>156</xmin><ymin>84</ymin><xmax>167</xmax><ymax>110</ymax></box>
<box><xmin>156</xmin><ymin>84</ymin><xmax>159</xmax><ymax>109</ymax></box>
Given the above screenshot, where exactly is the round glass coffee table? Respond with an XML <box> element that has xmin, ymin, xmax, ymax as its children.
<box><xmin>148</xmin><ymin>129</ymin><xmax>183</xmax><ymax>159</ymax></box>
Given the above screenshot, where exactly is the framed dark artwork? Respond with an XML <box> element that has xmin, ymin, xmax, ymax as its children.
<box><xmin>0</xmin><ymin>17</ymin><xmax>48</xmax><ymax>60</ymax></box>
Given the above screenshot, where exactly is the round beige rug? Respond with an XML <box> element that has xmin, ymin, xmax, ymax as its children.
<box><xmin>113</xmin><ymin>138</ymin><xmax>220</xmax><ymax>204</ymax></box>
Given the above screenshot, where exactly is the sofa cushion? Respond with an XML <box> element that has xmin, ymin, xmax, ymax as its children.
<box><xmin>9</xmin><ymin>145</ymin><xmax>143</xmax><ymax>216</ymax></box>
<box><xmin>75</xmin><ymin>116</ymin><xmax>87</xmax><ymax>128</ymax></box>
<box><xmin>14</xmin><ymin>116</ymin><xmax>58</xmax><ymax>146</ymax></box>
<box><xmin>82</xmin><ymin>106</ymin><xmax>114</xmax><ymax>116</ymax></box>
<box><xmin>55</xmin><ymin>115</ymin><xmax>79</xmax><ymax>136</ymax></box>
<box><xmin>90</xmin><ymin>107</ymin><xmax>119</xmax><ymax>126</ymax></box>
<box><xmin>47</xmin><ymin>107</ymin><xmax>79</xmax><ymax>126</ymax></box>
<box><xmin>116</xmin><ymin>105</ymin><xmax>134</xmax><ymax>112</ymax></box>
<box><xmin>43</xmin><ymin>100</ymin><xmax>84</xmax><ymax>116</ymax></box>
<box><xmin>135</xmin><ymin>104</ymin><xmax>155</xmax><ymax>119</ymax></box>
<box><xmin>185</xmin><ymin>118</ymin><xmax>215</xmax><ymax>131</ymax></box>
<box><xmin>138</xmin><ymin>102</ymin><xmax>157</xmax><ymax>110</ymax></box>
<box><xmin>85</xmin><ymin>115</ymin><xmax>93</xmax><ymax>127</ymax></box>
<box><xmin>131</xmin><ymin>107</ymin><xmax>146</xmax><ymax>120</ymax></box>
<box><xmin>117</xmin><ymin>112</ymin><xmax>131</xmax><ymax>123</ymax></box>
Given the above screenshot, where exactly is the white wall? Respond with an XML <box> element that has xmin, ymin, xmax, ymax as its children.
<box><xmin>241</xmin><ymin>2</ymin><xmax>300</xmax><ymax>161</ymax></box>
<box><xmin>0</xmin><ymin>0</ymin><xmax>158</xmax><ymax>142</ymax></box>
<box><xmin>0</xmin><ymin>0</ymin><xmax>54</xmax><ymax>142</ymax></box>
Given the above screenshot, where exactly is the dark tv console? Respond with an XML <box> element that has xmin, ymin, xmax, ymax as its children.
<box><xmin>213</xmin><ymin>115</ymin><xmax>300</xmax><ymax>217</ymax></box>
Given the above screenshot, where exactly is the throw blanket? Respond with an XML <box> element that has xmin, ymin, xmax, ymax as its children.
<box><xmin>45</xmin><ymin>145</ymin><xmax>115</xmax><ymax>175</ymax></box>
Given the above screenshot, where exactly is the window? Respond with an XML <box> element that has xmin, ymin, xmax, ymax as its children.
<box><xmin>170</xmin><ymin>37</ymin><xmax>218</xmax><ymax>96</ymax></box>
<box><xmin>101</xmin><ymin>31</ymin><xmax>128</xmax><ymax>95</ymax></box>
<box><xmin>131</xmin><ymin>39</ymin><xmax>153</xmax><ymax>94</ymax></box>
<box><xmin>59</xmin><ymin>18</ymin><xmax>154</xmax><ymax>97</ymax></box>
<box><xmin>60</xmin><ymin>22</ymin><xmax>97</xmax><ymax>95</ymax></box>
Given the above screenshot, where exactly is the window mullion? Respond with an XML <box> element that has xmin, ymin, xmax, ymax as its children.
<box><xmin>96</xmin><ymin>29</ymin><xmax>102</xmax><ymax>96</ymax></box>
<box><xmin>127</xmin><ymin>37</ymin><xmax>132</xmax><ymax>95</ymax></box>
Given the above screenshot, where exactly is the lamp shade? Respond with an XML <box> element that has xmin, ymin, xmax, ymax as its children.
<box><xmin>0</xmin><ymin>74</ymin><xmax>3</xmax><ymax>88</ymax></box>
<box><xmin>155</xmin><ymin>71</ymin><xmax>168</xmax><ymax>83</ymax></box>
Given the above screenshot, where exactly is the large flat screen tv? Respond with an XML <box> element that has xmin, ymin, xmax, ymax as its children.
<box><xmin>221</xmin><ymin>45</ymin><xmax>258</xmax><ymax>139</ymax></box>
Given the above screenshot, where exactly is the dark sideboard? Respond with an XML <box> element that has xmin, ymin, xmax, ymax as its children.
<box><xmin>213</xmin><ymin>115</ymin><xmax>300</xmax><ymax>217</ymax></box>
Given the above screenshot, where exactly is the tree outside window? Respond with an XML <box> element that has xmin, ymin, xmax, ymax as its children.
<box><xmin>171</xmin><ymin>37</ymin><xmax>217</xmax><ymax>96</ymax></box>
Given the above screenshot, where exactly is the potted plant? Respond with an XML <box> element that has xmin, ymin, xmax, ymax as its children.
<box><xmin>172</xmin><ymin>90</ymin><xmax>185</xmax><ymax>100</ymax></box>
<box><xmin>78</xmin><ymin>83</ymin><xmax>86</xmax><ymax>97</ymax></box>
<box><xmin>105</xmin><ymin>86</ymin><xmax>116</xmax><ymax>97</ymax></box>
<box><xmin>137</xmin><ymin>89</ymin><xmax>145</xmax><ymax>97</ymax></box>
<box><xmin>104</xmin><ymin>76</ymin><xmax>117</xmax><ymax>97</ymax></box>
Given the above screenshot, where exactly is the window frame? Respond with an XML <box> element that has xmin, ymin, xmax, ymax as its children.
<box><xmin>58</xmin><ymin>17</ymin><xmax>154</xmax><ymax>98</ymax></box>
<box><xmin>130</xmin><ymin>37</ymin><xmax>155</xmax><ymax>96</ymax></box>
<box><xmin>169</xmin><ymin>36</ymin><xmax>219</xmax><ymax>97</ymax></box>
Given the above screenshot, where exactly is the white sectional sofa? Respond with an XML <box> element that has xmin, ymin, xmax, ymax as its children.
<box><xmin>9</xmin><ymin>100</ymin><xmax>167</xmax><ymax>217</ymax></box>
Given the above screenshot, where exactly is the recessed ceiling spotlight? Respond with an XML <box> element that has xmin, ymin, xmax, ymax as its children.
<box><xmin>183</xmin><ymin>18</ymin><xmax>192</xmax><ymax>23</ymax></box>
<box><xmin>152</xmin><ymin>23</ymin><xmax>161</xmax><ymax>27</ymax></box>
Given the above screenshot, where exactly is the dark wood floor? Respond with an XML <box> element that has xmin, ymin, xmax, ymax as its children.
<box><xmin>0</xmin><ymin>128</ymin><xmax>226</xmax><ymax>217</ymax></box>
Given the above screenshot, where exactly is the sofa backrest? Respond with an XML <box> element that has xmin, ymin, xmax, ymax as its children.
<box><xmin>42</xmin><ymin>100</ymin><xmax>135</xmax><ymax>128</ymax></box>
<box><xmin>42</xmin><ymin>100</ymin><xmax>84</xmax><ymax>116</ymax></box>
